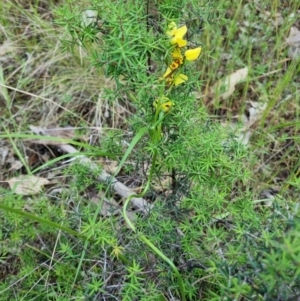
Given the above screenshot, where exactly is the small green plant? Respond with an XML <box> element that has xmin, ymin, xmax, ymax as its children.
<box><xmin>54</xmin><ymin>1</ymin><xmax>249</xmax><ymax>299</ymax></box>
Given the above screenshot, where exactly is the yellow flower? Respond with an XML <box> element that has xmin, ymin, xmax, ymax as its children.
<box><xmin>184</xmin><ymin>47</ymin><xmax>202</xmax><ymax>61</ymax></box>
<box><xmin>153</xmin><ymin>96</ymin><xmax>173</xmax><ymax>113</ymax></box>
<box><xmin>174</xmin><ymin>73</ymin><xmax>188</xmax><ymax>86</ymax></box>
<box><xmin>162</xmin><ymin>48</ymin><xmax>184</xmax><ymax>79</ymax></box>
<box><xmin>166</xmin><ymin>21</ymin><xmax>177</xmax><ymax>36</ymax></box>
<box><xmin>162</xmin><ymin>59</ymin><xmax>181</xmax><ymax>78</ymax></box>
<box><xmin>161</xmin><ymin>101</ymin><xmax>173</xmax><ymax>112</ymax></box>
<box><xmin>161</xmin><ymin>28</ymin><xmax>201</xmax><ymax>86</ymax></box>
<box><xmin>170</xmin><ymin>60</ymin><xmax>180</xmax><ymax>70</ymax></box>
<box><xmin>162</xmin><ymin>66</ymin><xmax>173</xmax><ymax>78</ymax></box>
<box><xmin>166</xmin><ymin>22</ymin><xmax>187</xmax><ymax>48</ymax></box>
<box><xmin>172</xmin><ymin>47</ymin><xmax>184</xmax><ymax>64</ymax></box>
<box><xmin>162</xmin><ymin>67</ymin><xmax>188</xmax><ymax>86</ymax></box>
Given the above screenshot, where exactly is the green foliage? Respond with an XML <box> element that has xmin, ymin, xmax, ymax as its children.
<box><xmin>1</xmin><ymin>0</ymin><xmax>299</xmax><ymax>300</ymax></box>
<box><xmin>67</xmin><ymin>161</ymin><xmax>102</xmax><ymax>192</ymax></box>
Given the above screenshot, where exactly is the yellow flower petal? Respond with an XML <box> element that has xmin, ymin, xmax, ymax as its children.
<box><xmin>174</xmin><ymin>73</ymin><xmax>188</xmax><ymax>86</ymax></box>
<box><xmin>170</xmin><ymin>61</ymin><xmax>180</xmax><ymax>70</ymax></box>
<box><xmin>175</xmin><ymin>25</ymin><xmax>187</xmax><ymax>39</ymax></box>
<box><xmin>165</xmin><ymin>77</ymin><xmax>173</xmax><ymax>85</ymax></box>
<box><xmin>161</xmin><ymin>101</ymin><xmax>173</xmax><ymax>112</ymax></box>
<box><xmin>170</xmin><ymin>37</ymin><xmax>187</xmax><ymax>47</ymax></box>
<box><xmin>184</xmin><ymin>47</ymin><xmax>202</xmax><ymax>61</ymax></box>
<box><xmin>154</xmin><ymin>96</ymin><xmax>173</xmax><ymax>112</ymax></box>
<box><xmin>172</xmin><ymin>48</ymin><xmax>184</xmax><ymax>60</ymax></box>
<box><xmin>162</xmin><ymin>67</ymin><xmax>173</xmax><ymax>78</ymax></box>
<box><xmin>168</xmin><ymin>25</ymin><xmax>187</xmax><ymax>47</ymax></box>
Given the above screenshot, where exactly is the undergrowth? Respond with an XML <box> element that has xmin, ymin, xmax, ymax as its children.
<box><xmin>0</xmin><ymin>0</ymin><xmax>299</xmax><ymax>300</ymax></box>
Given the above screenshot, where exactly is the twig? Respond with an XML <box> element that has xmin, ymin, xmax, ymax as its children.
<box><xmin>29</xmin><ymin>126</ymin><xmax>153</xmax><ymax>213</ymax></box>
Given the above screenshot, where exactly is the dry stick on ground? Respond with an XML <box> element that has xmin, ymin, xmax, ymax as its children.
<box><xmin>30</xmin><ymin>126</ymin><xmax>153</xmax><ymax>213</ymax></box>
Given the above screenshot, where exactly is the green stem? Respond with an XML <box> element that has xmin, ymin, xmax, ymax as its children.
<box><xmin>139</xmin><ymin>234</ymin><xmax>186</xmax><ymax>301</ymax></box>
<box><xmin>122</xmin><ymin>120</ymin><xmax>186</xmax><ymax>301</ymax></box>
